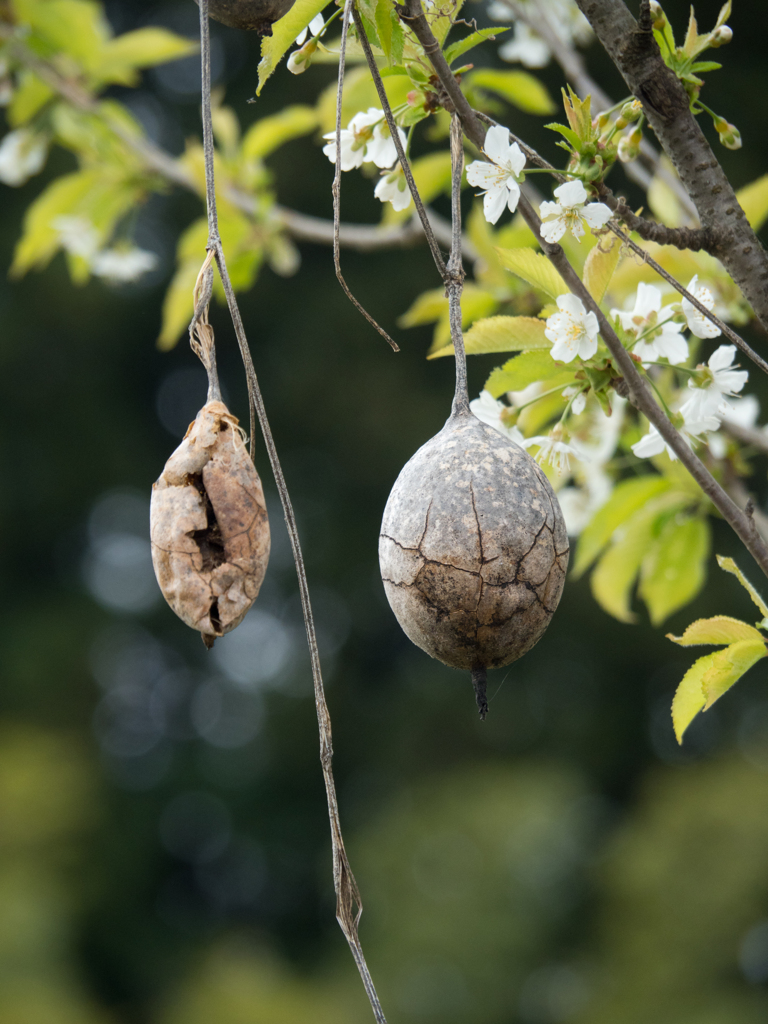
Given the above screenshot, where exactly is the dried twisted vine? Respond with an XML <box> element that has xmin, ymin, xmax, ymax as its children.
<box><xmin>196</xmin><ymin>3</ymin><xmax>387</xmax><ymax>1021</ymax></box>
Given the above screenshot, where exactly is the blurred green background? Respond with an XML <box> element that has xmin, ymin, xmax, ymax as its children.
<box><xmin>4</xmin><ymin>0</ymin><xmax>768</xmax><ymax>1021</ymax></box>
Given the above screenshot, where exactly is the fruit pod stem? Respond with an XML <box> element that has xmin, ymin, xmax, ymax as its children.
<box><xmin>472</xmin><ymin>667</ymin><xmax>489</xmax><ymax>720</ymax></box>
<box><xmin>447</xmin><ymin>115</ymin><xmax>469</xmax><ymax>418</ymax></box>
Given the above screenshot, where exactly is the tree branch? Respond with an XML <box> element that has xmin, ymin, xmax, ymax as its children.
<box><xmin>573</xmin><ymin>0</ymin><xmax>768</xmax><ymax>334</ymax></box>
<box><xmin>399</xmin><ymin>0</ymin><xmax>768</xmax><ymax>580</ymax></box>
<box><xmin>596</xmin><ymin>185</ymin><xmax>713</xmax><ymax>250</ymax></box>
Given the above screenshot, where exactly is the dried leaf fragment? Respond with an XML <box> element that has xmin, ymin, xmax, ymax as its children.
<box><xmin>151</xmin><ymin>400</ymin><xmax>270</xmax><ymax>645</ymax></box>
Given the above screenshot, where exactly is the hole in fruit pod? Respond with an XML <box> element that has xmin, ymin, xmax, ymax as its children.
<box><xmin>188</xmin><ymin>474</ymin><xmax>226</xmax><ymax>574</ymax></box>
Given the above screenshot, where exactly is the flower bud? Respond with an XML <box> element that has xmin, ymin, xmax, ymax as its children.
<box><xmin>287</xmin><ymin>36</ymin><xmax>317</xmax><ymax>74</ymax></box>
<box><xmin>710</xmin><ymin>25</ymin><xmax>732</xmax><ymax>47</ymax></box>
<box><xmin>620</xmin><ymin>100</ymin><xmax>643</xmax><ymax>124</ymax></box>
<box><xmin>719</xmin><ymin>123</ymin><xmax>742</xmax><ymax>150</ymax></box>
<box><xmin>649</xmin><ymin>1</ymin><xmax>666</xmax><ymax>30</ymax></box>
<box><xmin>617</xmin><ymin>127</ymin><xmax>642</xmax><ymax>163</ymax></box>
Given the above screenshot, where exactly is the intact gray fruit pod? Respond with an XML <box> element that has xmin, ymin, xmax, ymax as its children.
<box><xmin>379</xmin><ymin>407</ymin><xmax>569</xmax><ymax>717</ymax></box>
<box><xmin>195</xmin><ymin>0</ymin><xmax>296</xmax><ymax>33</ymax></box>
<box><xmin>151</xmin><ymin>400</ymin><xmax>270</xmax><ymax>647</ymax></box>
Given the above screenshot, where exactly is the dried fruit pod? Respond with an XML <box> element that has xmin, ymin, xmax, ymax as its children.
<box><xmin>379</xmin><ymin>408</ymin><xmax>568</xmax><ymax>716</ymax></box>
<box><xmin>195</xmin><ymin>0</ymin><xmax>296</xmax><ymax>33</ymax></box>
<box><xmin>151</xmin><ymin>400</ymin><xmax>270</xmax><ymax>646</ymax></box>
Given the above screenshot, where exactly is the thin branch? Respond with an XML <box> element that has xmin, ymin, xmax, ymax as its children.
<box><xmin>399</xmin><ymin>0</ymin><xmax>768</xmax><ymax>580</ymax></box>
<box><xmin>197</xmin><ymin>3</ymin><xmax>387</xmax><ymax>1021</ymax></box>
<box><xmin>353</xmin><ymin>6</ymin><xmax>447</xmax><ymax>277</ymax></box>
<box><xmin>332</xmin><ymin>0</ymin><xmax>398</xmax><ymax>352</ymax></box>
<box><xmin>597</xmin><ymin>186</ymin><xmax>712</xmax><ymax>251</ymax></box>
<box><xmin>448</xmin><ymin>114</ymin><xmax>468</xmax><ymax>415</ymax></box>
<box><xmin>722</xmin><ymin>420</ymin><xmax>768</xmax><ymax>457</ymax></box>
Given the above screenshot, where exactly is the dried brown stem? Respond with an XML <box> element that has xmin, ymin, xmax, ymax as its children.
<box><xmin>197</xmin><ymin>3</ymin><xmax>387</xmax><ymax>1021</ymax></box>
<box><xmin>448</xmin><ymin>115</ymin><xmax>468</xmax><ymax>415</ymax></box>
<box><xmin>400</xmin><ymin>0</ymin><xmax>768</xmax><ymax>580</ymax></box>
<box><xmin>332</xmin><ymin>0</ymin><xmax>398</xmax><ymax>352</ymax></box>
<box><xmin>354</xmin><ymin>6</ymin><xmax>448</xmax><ymax>277</ymax></box>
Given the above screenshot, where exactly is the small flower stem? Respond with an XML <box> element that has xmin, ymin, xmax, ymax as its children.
<box><xmin>641</xmin><ymin>371</ymin><xmax>675</xmax><ymax>420</ymax></box>
<box><xmin>514</xmin><ymin>382</ymin><xmax>570</xmax><ymax>413</ymax></box>
<box><xmin>448</xmin><ymin>114</ymin><xmax>468</xmax><ymax>416</ymax></box>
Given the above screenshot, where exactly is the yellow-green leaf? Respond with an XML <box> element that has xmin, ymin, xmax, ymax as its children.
<box><xmin>94</xmin><ymin>27</ymin><xmax>196</xmax><ymax>85</ymax></box>
<box><xmin>582</xmin><ymin>235</ymin><xmax>623</xmax><ymax>304</ymax></box>
<box><xmin>701</xmin><ymin>639</ymin><xmax>767</xmax><ymax>710</ymax></box>
<box><xmin>257</xmin><ymin>0</ymin><xmax>331</xmax><ymax>95</ymax></box>
<box><xmin>7</xmin><ymin>71</ymin><xmax>54</xmax><ymax>128</ymax></box>
<box><xmin>468</xmin><ymin>68</ymin><xmax>556</xmax><ymax>115</ymax></box>
<box><xmin>668</xmin><ymin>615</ymin><xmax>765</xmax><ymax>647</ymax></box>
<box><xmin>717</xmin><ymin>555</ymin><xmax>768</xmax><ymax>618</ymax></box>
<box><xmin>589</xmin><ymin>493</ymin><xmax>688</xmax><ymax>623</ymax></box>
<box><xmin>573</xmin><ymin>475</ymin><xmax>671</xmax><ymax>577</ymax></box>
<box><xmin>671</xmin><ymin>653</ymin><xmax>711</xmax><ymax>743</ymax></box>
<box><xmin>736</xmin><ymin>173</ymin><xmax>768</xmax><ymax>232</ymax></box>
<box><xmin>241</xmin><ymin>106</ymin><xmax>317</xmax><ymax>162</ymax></box>
<box><xmin>485</xmin><ymin>351</ymin><xmax>570</xmax><ymax>396</ymax></box>
<box><xmin>639</xmin><ymin>515</ymin><xmax>710</xmax><ymax>626</ymax></box>
<box><xmin>429</xmin><ymin>315</ymin><xmax>549</xmax><ymax>359</ymax></box>
<box><xmin>496</xmin><ymin>247</ymin><xmax>567</xmax><ymax>300</ymax></box>
<box><xmin>24</xmin><ymin>0</ymin><xmax>110</xmax><ymax>74</ymax></box>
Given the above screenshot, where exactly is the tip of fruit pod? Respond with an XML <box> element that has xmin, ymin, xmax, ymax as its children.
<box><xmin>201</xmin><ymin>632</ymin><xmax>216</xmax><ymax>650</ymax></box>
<box><xmin>471</xmin><ymin>667</ymin><xmax>488</xmax><ymax>720</ymax></box>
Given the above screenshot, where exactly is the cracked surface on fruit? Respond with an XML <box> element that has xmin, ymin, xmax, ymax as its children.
<box><xmin>379</xmin><ymin>411</ymin><xmax>568</xmax><ymax>671</ymax></box>
<box><xmin>150</xmin><ymin>401</ymin><xmax>270</xmax><ymax>643</ymax></box>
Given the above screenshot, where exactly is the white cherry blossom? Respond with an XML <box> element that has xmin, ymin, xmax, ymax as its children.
<box><xmin>499</xmin><ymin>22</ymin><xmax>551</xmax><ymax>67</ymax></box>
<box><xmin>685</xmin><ymin>344</ymin><xmax>748</xmax><ymax>416</ymax></box>
<box><xmin>322</xmin><ymin>109</ymin><xmax>405</xmax><ymax>171</ymax></box>
<box><xmin>92</xmin><ymin>248</ymin><xmax>158</xmax><ymax>283</ymax></box>
<box><xmin>611</xmin><ymin>282</ymin><xmax>688</xmax><ymax>365</ymax></box>
<box><xmin>53</xmin><ymin>216</ymin><xmax>100</xmax><ymax>259</ymax></box>
<box><xmin>539</xmin><ymin>179</ymin><xmax>612</xmax><ymax>243</ymax></box>
<box><xmin>0</xmin><ymin>129</ymin><xmax>48</xmax><ymax>186</ymax></box>
<box><xmin>545</xmin><ymin>293</ymin><xmax>599</xmax><ymax>362</ymax></box>
<box><xmin>522</xmin><ymin>432</ymin><xmax>586</xmax><ymax>474</ymax></box>
<box><xmin>295</xmin><ymin>12</ymin><xmax>324</xmax><ymax>44</ymax></box>
<box><xmin>470</xmin><ymin>390</ymin><xmax>524</xmax><ymax>444</ymax></box>
<box><xmin>374</xmin><ymin>166</ymin><xmax>411</xmax><ymax>212</ymax></box>
<box><xmin>465</xmin><ymin>125</ymin><xmax>526</xmax><ymax>224</ymax></box>
<box><xmin>631</xmin><ymin>402</ymin><xmax>719</xmax><ymax>461</ymax></box>
<box><xmin>557</xmin><ymin>463</ymin><xmax>613</xmax><ymax>534</ymax></box>
<box><xmin>681</xmin><ymin>274</ymin><xmax>722</xmax><ymax>339</ymax></box>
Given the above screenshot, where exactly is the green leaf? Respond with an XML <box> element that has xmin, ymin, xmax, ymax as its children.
<box><xmin>690</xmin><ymin>61</ymin><xmax>722</xmax><ymax>72</ymax></box>
<box><xmin>544</xmin><ymin>122</ymin><xmax>582</xmax><ymax>151</ymax></box>
<box><xmin>257</xmin><ymin>0</ymin><xmax>331</xmax><ymax>94</ymax></box>
<box><xmin>398</xmin><ymin>288</ymin><xmax>447</xmax><ymax>328</ymax></box>
<box><xmin>443</xmin><ymin>27</ymin><xmax>509</xmax><ymax>66</ymax></box>
<box><xmin>638</xmin><ymin>515</ymin><xmax>710</xmax><ymax>625</ymax></box>
<box><xmin>736</xmin><ymin>174</ymin><xmax>768</xmax><ymax>232</ymax></box>
<box><xmin>7</xmin><ymin>71</ymin><xmax>54</xmax><ymax>127</ymax></box>
<box><xmin>241</xmin><ymin>105</ymin><xmax>318</xmax><ymax>161</ymax></box>
<box><xmin>23</xmin><ymin>0</ymin><xmax>110</xmax><ymax>74</ymax></box>
<box><xmin>93</xmin><ymin>27</ymin><xmax>196</xmax><ymax>85</ymax></box>
<box><xmin>573</xmin><ymin>475</ymin><xmax>671</xmax><ymax>577</ymax></box>
<box><xmin>485</xmin><ymin>351</ymin><xmax>570</xmax><ymax>396</ymax></box>
<box><xmin>671</xmin><ymin>654</ymin><xmax>712</xmax><ymax>743</ymax></box>
<box><xmin>468</xmin><ymin>68</ymin><xmax>556</xmax><ymax>115</ymax></box>
<box><xmin>668</xmin><ymin>615</ymin><xmax>766</xmax><ymax>647</ymax></box>
<box><xmin>10</xmin><ymin>168</ymin><xmax>137</xmax><ymax>277</ymax></box>
<box><xmin>590</xmin><ymin>508</ymin><xmax>660</xmax><ymax>624</ymax></box>
<box><xmin>375</xmin><ymin>0</ymin><xmax>394</xmax><ymax>64</ymax></box>
<box><xmin>582</xmin><ymin>236</ymin><xmax>623</xmax><ymax>304</ymax></box>
<box><xmin>495</xmin><ymin>248</ymin><xmax>567</xmax><ymax>300</ymax></box>
<box><xmin>428</xmin><ymin>315</ymin><xmax>549</xmax><ymax>359</ymax></box>
<box><xmin>701</xmin><ymin>639</ymin><xmax>767</xmax><ymax>710</ymax></box>
<box><xmin>716</xmin><ymin>555</ymin><xmax>768</xmax><ymax>618</ymax></box>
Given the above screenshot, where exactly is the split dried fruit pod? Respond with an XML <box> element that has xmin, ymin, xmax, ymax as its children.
<box><xmin>151</xmin><ymin>400</ymin><xmax>270</xmax><ymax>647</ymax></box>
<box><xmin>379</xmin><ymin>407</ymin><xmax>569</xmax><ymax>718</ymax></box>
<box><xmin>195</xmin><ymin>0</ymin><xmax>296</xmax><ymax>33</ymax></box>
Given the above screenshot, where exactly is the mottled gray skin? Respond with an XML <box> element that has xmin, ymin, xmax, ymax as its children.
<box><xmin>195</xmin><ymin>0</ymin><xmax>295</xmax><ymax>33</ymax></box>
<box><xmin>379</xmin><ymin>409</ymin><xmax>569</xmax><ymax>673</ymax></box>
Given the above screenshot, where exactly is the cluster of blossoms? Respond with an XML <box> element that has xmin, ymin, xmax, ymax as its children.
<box><xmin>53</xmin><ymin>217</ymin><xmax>158</xmax><ymax>284</ymax></box>
<box><xmin>470</xmin><ymin>266</ymin><xmax>761</xmax><ymax>535</ymax></box>
<box><xmin>487</xmin><ymin>0</ymin><xmax>592</xmax><ymax>69</ymax></box>
<box><xmin>323</xmin><ymin>109</ymin><xmax>410</xmax><ymax>212</ymax></box>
